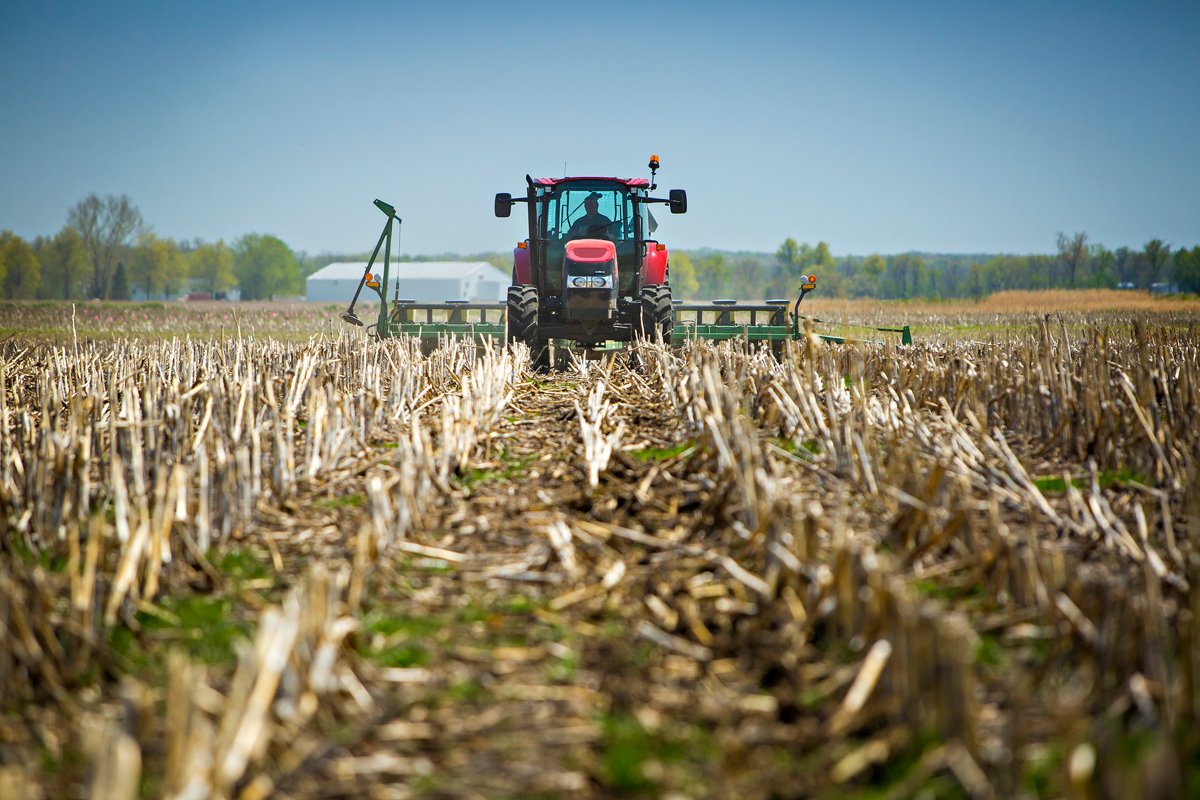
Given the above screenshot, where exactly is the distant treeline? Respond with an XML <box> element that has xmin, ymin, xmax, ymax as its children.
<box><xmin>0</xmin><ymin>194</ymin><xmax>305</xmax><ymax>301</ymax></box>
<box><xmin>0</xmin><ymin>193</ymin><xmax>513</xmax><ymax>302</ymax></box>
<box><xmin>2</xmin><ymin>195</ymin><xmax>1197</xmax><ymax>302</ymax></box>
<box><xmin>666</xmin><ymin>233</ymin><xmax>1200</xmax><ymax>301</ymax></box>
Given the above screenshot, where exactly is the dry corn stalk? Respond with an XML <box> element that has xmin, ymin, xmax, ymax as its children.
<box><xmin>575</xmin><ymin>378</ymin><xmax>625</xmax><ymax>488</ymax></box>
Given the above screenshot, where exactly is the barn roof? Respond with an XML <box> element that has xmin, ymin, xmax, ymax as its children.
<box><xmin>307</xmin><ymin>261</ymin><xmax>504</xmax><ymax>281</ymax></box>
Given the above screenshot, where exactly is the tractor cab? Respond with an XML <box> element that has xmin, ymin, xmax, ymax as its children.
<box><xmin>540</xmin><ymin>181</ymin><xmax>641</xmax><ymax>296</ymax></box>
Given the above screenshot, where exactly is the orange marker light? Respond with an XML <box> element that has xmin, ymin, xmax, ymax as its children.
<box><xmin>517</xmin><ymin>241</ymin><xmax>528</xmax><ymax>249</ymax></box>
<box><xmin>656</xmin><ymin>243</ymin><xmax>667</xmax><ymax>251</ymax></box>
<box><xmin>808</xmin><ymin>275</ymin><xmax>817</xmax><ymax>283</ymax></box>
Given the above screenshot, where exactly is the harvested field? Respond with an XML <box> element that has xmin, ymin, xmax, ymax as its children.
<box><xmin>1</xmin><ymin>302</ymin><xmax>1199</xmax><ymax>799</ymax></box>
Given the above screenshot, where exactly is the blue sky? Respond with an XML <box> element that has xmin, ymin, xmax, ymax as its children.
<box><xmin>1</xmin><ymin>0</ymin><xmax>1197</xmax><ymax>257</ymax></box>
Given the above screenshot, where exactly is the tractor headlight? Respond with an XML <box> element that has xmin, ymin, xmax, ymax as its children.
<box><xmin>570</xmin><ymin>275</ymin><xmax>612</xmax><ymax>289</ymax></box>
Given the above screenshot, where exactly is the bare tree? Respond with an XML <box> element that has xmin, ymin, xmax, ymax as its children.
<box><xmin>1056</xmin><ymin>231</ymin><xmax>1088</xmax><ymax>288</ymax></box>
<box><xmin>1114</xmin><ymin>246</ymin><xmax>1134</xmax><ymax>287</ymax></box>
<box><xmin>66</xmin><ymin>194</ymin><xmax>144</xmax><ymax>299</ymax></box>
<box><xmin>1141</xmin><ymin>238</ymin><xmax>1171</xmax><ymax>289</ymax></box>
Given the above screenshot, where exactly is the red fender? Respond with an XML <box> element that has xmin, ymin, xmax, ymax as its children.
<box><xmin>642</xmin><ymin>243</ymin><xmax>669</xmax><ymax>286</ymax></box>
<box><xmin>513</xmin><ymin>243</ymin><xmax>531</xmax><ymax>285</ymax></box>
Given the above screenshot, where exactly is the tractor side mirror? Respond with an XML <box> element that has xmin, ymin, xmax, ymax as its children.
<box><xmin>669</xmin><ymin>189</ymin><xmax>687</xmax><ymax>214</ymax></box>
<box><xmin>495</xmin><ymin>193</ymin><xmax>513</xmax><ymax>218</ymax></box>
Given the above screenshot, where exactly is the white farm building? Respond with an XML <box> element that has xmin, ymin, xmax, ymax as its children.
<box><xmin>306</xmin><ymin>261</ymin><xmax>508</xmax><ymax>303</ymax></box>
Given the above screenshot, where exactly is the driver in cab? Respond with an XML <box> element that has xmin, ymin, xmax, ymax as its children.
<box><xmin>568</xmin><ymin>192</ymin><xmax>613</xmax><ymax>239</ymax></box>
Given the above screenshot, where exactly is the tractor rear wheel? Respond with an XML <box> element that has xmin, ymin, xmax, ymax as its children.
<box><xmin>638</xmin><ymin>284</ymin><xmax>674</xmax><ymax>344</ymax></box>
<box><xmin>506</xmin><ymin>285</ymin><xmax>549</xmax><ymax>370</ymax></box>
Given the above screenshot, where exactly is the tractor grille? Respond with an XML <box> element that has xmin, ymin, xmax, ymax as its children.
<box><xmin>564</xmin><ymin>288</ymin><xmax>613</xmax><ymax>321</ymax></box>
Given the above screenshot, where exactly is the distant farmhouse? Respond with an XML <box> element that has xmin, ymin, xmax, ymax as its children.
<box><xmin>306</xmin><ymin>261</ymin><xmax>507</xmax><ymax>303</ymax></box>
<box><xmin>131</xmin><ymin>278</ymin><xmax>240</xmax><ymax>302</ymax></box>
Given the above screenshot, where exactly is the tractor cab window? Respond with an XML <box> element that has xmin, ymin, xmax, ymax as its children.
<box><xmin>643</xmin><ymin>207</ymin><xmax>658</xmax><ymax>237</ymax></box>
<box><xmin>543</xmin><ymin>186</ymin><xmax>635</xmax><ymax>244</ymax></box>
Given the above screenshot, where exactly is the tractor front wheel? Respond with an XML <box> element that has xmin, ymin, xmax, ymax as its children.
<box><xmin>506</xmin><ymin>285</ymin><xmax>549</xmax><ymax>370</ymax></box>
<box><xmin>638</xmin><ymin>284</ymin><xmax>674</xmax><ymax>344</ymax></box>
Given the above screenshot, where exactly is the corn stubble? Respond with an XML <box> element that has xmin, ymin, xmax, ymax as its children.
<box><xmin>0</xmin><ymin>313</ymin><xmax>1198</xmax><ymax>799</ymax></box>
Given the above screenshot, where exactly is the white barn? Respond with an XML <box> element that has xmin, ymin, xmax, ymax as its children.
<box><xmin>306</xmin><ymin>261</ymin><xmax>508</xmax><ymax>303</ymax></box>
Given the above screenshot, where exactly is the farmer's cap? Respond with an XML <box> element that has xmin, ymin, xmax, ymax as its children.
<box><xmin>584</xmin><ymin>192</ymin><xmax>602</xmax><ymax>202</ymax></box>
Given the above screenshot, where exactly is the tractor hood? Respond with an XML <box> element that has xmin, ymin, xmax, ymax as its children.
<box><xmin>564</xmin><ymin>239</ymin><xmax>617</xmax><ymax>268</ymax></box>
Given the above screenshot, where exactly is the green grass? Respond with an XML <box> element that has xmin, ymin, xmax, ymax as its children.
<box><xmin>1032</xmin><ymin>467</ymin><xmax>1150</xmax><ymax>494</ymax></box>
<box><xmin>627</xmin><ymin>441</ymin><xmax>695</xmax><ymax>462</ymax></box>
<box><xmin>361</xmin><ymin>609</ymin><xmax>444</xmax><ymax>639</ymax></box>
<box><xmin>601</xmin><ymin>713</ymin><xmax>660</xmax><ymax>793</ymax></box>
<box><xmin>530</xmin><ymin>377</ymin><xmax>578</xmax><ymax>391</ymax></box>
<box><xmin>773</xmin><ymin>436</ymin><xmax>821</xmax><ymax>457</ymax></box>
<box><xmin>599</xmin><ymin>713</ymin><xmax>716</xmax><ymax>795</ymax></box>
<box><xmin>1020</xmin><ymin>743</ymin><xmax>1064</xmax><ymax>796</ymax></box>
<box><xmin>443</xmin><ymin>678</ymin><xmax>486</xmax><ymax>703</ymax></box>
<box><xmin>111</xmin><ymin>593</ymin><xmax>252</xmax><ymax>674</ymax></box>
<box><xmin>1033</xmin><ymin>476</ymin><xmax>1070</xmax><ymax>493</ymax></box>
<box><xmin>452</xmin><ymin>449</ymin><xmax>534</xmax><ymax>489</ymax></box>
<box><xmin>912</xmin><ymin>578</ymin><xmax>984</xmax><ymax>602</ymax></box>
<box><xmin>215</xmin><ymin>546</ymin><xmax>272</xmax><ymax>582</ymax></box>
<box><xmin>799</xmin><ymin>686</ymin><xmax>828</xmax><ymax>710</ymax></box>
<box><xmin>358</xmin><ymin>609</ymin><xmax>444</xmax><ymax>668</ymax></box>
<box><xmin>357</xmin><ymin>597</ymin><xmax>550</xmax><ymax>667</ymax></box>
<box><xmin>318</xmin><ymin>493</ymin><xmax>365</xmax><ymax>510</ymax></box>
<box><xmin>600</xmin><ymin>619</ymin><xmax>626</xmax><ymax>639</ymax></box>
<box><xmin>973</xmin><ymin>634</ymin><xmax>1005</xmax><ymax>670</ymax></box>
<box><xmin>502</xmin><ymin>594</ymin><xmax>536</xmax><ymax>614</ymax></box>
<box><xmin>372</xmin><ymin>643</ymin><xmax>429</xmax><ymax>668</ymax></box>
<box><xmin>545</xmin><ymin>649</ymin><xmax>579</xmax><ymax>682</ymax></box>
<box><xmin>1182</xmin><ymin>720</ymin><xmax>1200</xmax><ymax>800</ymax></box>
<box><xmin>458</xmin><ymin>605</ymin><xmax>492</xmax><ymax>624</ymax></box>
<box><xmin>6</xmin><ymin>533</ymin><xmax>69</xmax><ymax>573</ymax></box>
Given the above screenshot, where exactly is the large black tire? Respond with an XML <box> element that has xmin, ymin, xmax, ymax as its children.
<box><xmin>506</xmin><ymin>285</ymin><xmax>549</xmax><ymax>370</ymax></box>
<box><xmin>638</xmin><ymin>284</ymin><xmax>674</xmax><ymax>344</ymax></box>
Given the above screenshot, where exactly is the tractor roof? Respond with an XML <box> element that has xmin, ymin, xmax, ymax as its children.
<box><xmin>533</xmin><ymin>177</ymin><xmax>650</xmax><ymax>188</ymax></box>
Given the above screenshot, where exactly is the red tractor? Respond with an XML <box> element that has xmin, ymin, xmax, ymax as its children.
<box><xmin>495</xmin><ymin>155</ymin><xmax>686</xmax><ymax>367</ymax></box>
